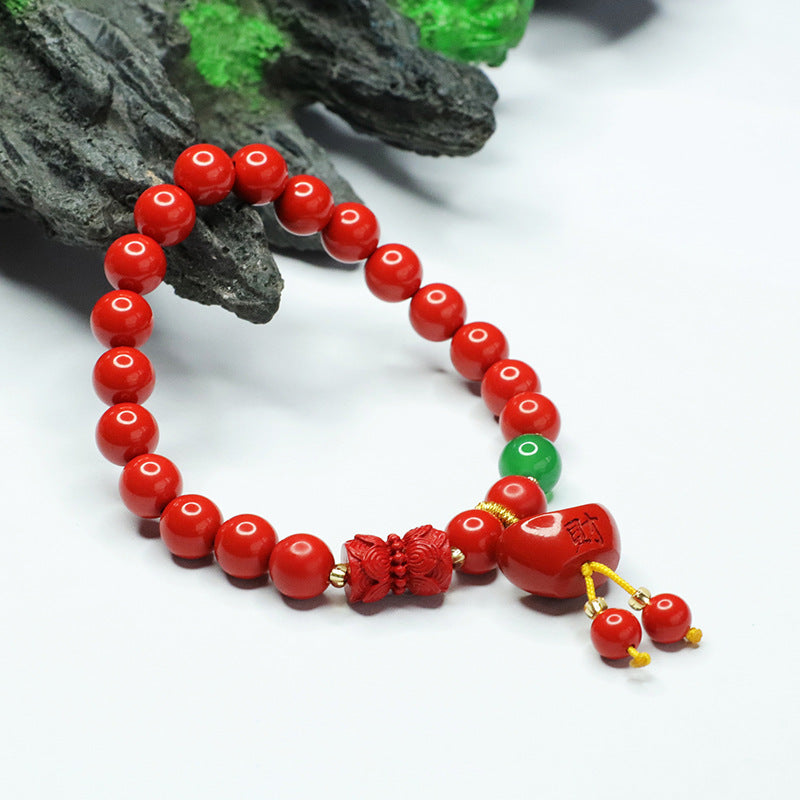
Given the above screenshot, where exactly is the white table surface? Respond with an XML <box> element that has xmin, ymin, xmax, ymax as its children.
<box><xmin>1</xmin><ymin>1</ymin><xmax>797</xmax><ymax>798</ymax></box>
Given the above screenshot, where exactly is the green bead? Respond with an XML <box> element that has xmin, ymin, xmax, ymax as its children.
<box><xmin>498</xmin><ymin>434</ymin><xmax>561</xmax><ymax>495</ymax></box>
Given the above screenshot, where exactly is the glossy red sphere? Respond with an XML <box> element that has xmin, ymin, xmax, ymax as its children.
<box><xmin>446</xmin><ymin>509</ymin><xmax>503</xmax><ymax>574</ymax></box>
<box><xmin>119</xmin><ymin>454</ymin><xmax>182</xmax><ymax>519</ymax></box>
<box><xmin>364</xmin><ymin>243</ymin><xmax>422</xmax><ymax>302</ymax></box>
<box><xmin>500</xmin><ymin>392</ymin><xmax>561</xmax><ymax>442</ymax></box>
<box><xmin>642</xmin><ymin>593</ymin><xmax>693</xmax><ymax>643</ymax></box>
<box><xmin>450</xmin><ymin>321</ymin><xmax>509</xmax><ymax>381</ymax></box>
<box><xmin>134</xmin><ymin>184</ymin><xmax>196</xmax><ymax>246</ymax></box>
<box><xmin>485</xmin><ymin>475</ymin><xmax>547</xmax><ymax>520</ymax></box>
<box><xmin>480</xmin><ymin>359</ymin><xmax>541</xmax><ymax>417</ymax></box>
<box><xmin>232</xmin><ymin>143</ymin><xmax>288</xmax><ymax>205</ymax></box>
<box><xmin>103</xmin><ymin>234</ymin><xmax>167</xmax><ymax>295</ymax></box>
<box><xmin>90</xmin><ymin>290</ymin><xmax>153</xmax><ymax>348</ymax></box>
<box><xmin>214</xmin><ymin>514</ymin><xmax>278</xmax><ymax>579</ymax></box>
<box><xmin>96</xmin><ymin>403</ymin><xmax>159</xmax><ymax>465</ymax></box>
<box><xmin>408</xmin><ymin>283</ymin><xmax>467</xmax><ymax>341</ymax></box>
<box><xmin>173</xmin><ymin>143</ymin><xmax>235</xmax><ymax>205</ymax></box>
<box><xmin>268</xmin><ymin>533</ymin><xmax>334</xmax><ymax>599</ymax></box>
<box><xmin>591</xmin><ymin>609</ymin><xmax>643</xmax><ymax>659</ymax></box>
<box><xmin>274</xmin><ymin>175</ymin><xmax>334</xmax><ymax>235</ymax></box>
<box><xmin>495</xmin><ymin>504</ymin><xmax>621</xmax><ymax>598</ymax></box>
<box><xmin>321</xmin><ymin>202</ymin><xmax>380</xmax><ymax>263</ymax></box>
<box><xmin>160</xmin><ymin>494</ymin><xmax>222</xmax><ymax>559</ymax></box>
<box><xmin>93</xmin><ymin>347</ymin><xmax>155</xmax><ymax>405</ymax></box>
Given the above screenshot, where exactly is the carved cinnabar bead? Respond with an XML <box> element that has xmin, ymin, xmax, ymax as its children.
<box><xmin>344</xmin><ymin>525</ymin><xmax>453</xmax><ymax>603</ymax></box>
<box><xmin>495</xmin><ymin>504</ymin><xmax>621</xmax><ymax>598</ymax></box>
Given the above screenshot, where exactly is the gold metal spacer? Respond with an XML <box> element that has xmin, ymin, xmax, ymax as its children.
<box><xmin>475</xmin><ymin>501</ymin><xmax>520</xmax><ymax>528</ymax></box>
<box><xmin>628</xmin><ymin>587</ymin><xmax>652</xmax><ymax>611</ymax></box>
<box><xmin>329</xmin><ymin>563</ymin><xmax>349</xmax><ymax>589</ymax></box>
<box><xmin>451</xmin><ymin>547</ymin><xmax>466</xmax><ymax>570</ymax></box>
<box><xmin>584</xmin><ymin>597</ymin><xmax>608</xmax><ymax>619</ymax></box>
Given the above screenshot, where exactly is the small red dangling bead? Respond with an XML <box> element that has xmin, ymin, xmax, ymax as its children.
<box><xmin>322</xmin><ymin>202</ymin><xmax>380</xmax><ymax>263</ymax></box>
<box><xmin>274</xmin><ymin>175</ymin><xmax>334</xmax><ymax>235</ymax></box>
<box><xmin>485</xmin><ymin>476</ymin><xmax>547</xmax><ymax>520</ymax></box>
<box><xmin>232</xmin><ymin>143</ymin><xmax>288</xmax><ymax>205</ymax></box>
<box><xmin>446</xmin><ymin>509</ymin><xmax>503</xmax><ymax>574</ymax></box>
<box><xmin>408</xmin><ymin>283</ymin><xmax>467</xmax><ymax>341</ymax></box>
<box><xmin>590</xmin><ymin>608</ymin><xmax>643</xmax><ymax>660</ymax></box>
<box><xmin>450</xmin><ymin>321</ymin><xmax>509</xmax><ymax>381</ymax></box>
<box><xmin>103</xmin><ymin>234</ymin><xmax>167</xmax><ymax>295</ymax></box>
<box><xmin>268</xmin><ymin>533</ymin><xmax>334</xmax><ymax>599</ymax></box>
<box><xmin>119</xmin><ymin>454</ymin><xmax>182</xmax><ymax>519</ymax></box>
<box><xmin>500</xmin><ymin>392</ymin><xmax>561</xmax><ymax>442</ymax></box>
<box><xmin>364</xmin><ymin>244</ymin><xmax>422</xmax><ymax>302</ymax></box>
<box><xmin>134</xmin><ymin>184</ymin><xmax>196</xmax><ymax>246</ymax></box>
<box><xmin>90</xmin><ymin>290</ymin><xmax>154</xmax><ymax>349</ymax></box>
<box><xmin>214</xmin><ymin>514</ymin><xmax>278</xmax><ymax>580</ymax></box>
<box><xmin>173</xmin><ymin>143</ymin><xmax>235</xmax><ymax>206</ymax></box>
<box><xmin>92</xmin><ymin>347</ymin><xmax>155</xmax><ymax>405</ymax></box>
<box><xmin>642</xmin><ymin>593</ymin><xmax>694</xmax><ymax>643</ymax></box>
<box><xmin>96</xmin><ymin>403</ymin><xmax>159</xmax><ymax>466</ymax></box>
<box><xmin>160</xmin><ymin>494</ymin><xmax>222</xmax><ymax>559</ymax></box>
<box><xmin>480</xmin><ymin>359</ymin><xmax>541</xmax><ymax>417</ymax></box>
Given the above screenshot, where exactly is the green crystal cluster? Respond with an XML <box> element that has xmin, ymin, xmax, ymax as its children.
<box><xmin>391</xmin><ymin>0</ymin><xmax>534</xmax><ymax>66</ymax></box>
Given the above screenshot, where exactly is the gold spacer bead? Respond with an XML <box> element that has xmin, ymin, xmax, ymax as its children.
<box><xmin>329</xmin><ymin>563</ymin><xmax>349</xmax><ymax>589</ymax></box>
<box><xmin>475</xmin><ymin>501</ymin><xmax>520</xmax><ymax>528</ymax></box>
<box><xmin>584</xmin><ymin>597</ymin><xmax>608</xmax><ymax>619</ymax></box>
<box><xmin>451</xmin><ymin>547</ymin><xmax>466</xmax><ymax>570</ymax></box>
<box><xmin>628</xmin><ymin>587</ymin><xmax>652</xmax><ymax>611</ymax></box>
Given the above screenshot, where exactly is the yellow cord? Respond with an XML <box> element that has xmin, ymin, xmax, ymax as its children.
<box><xmin>582</xmin><ymin>561</ymin><xmax>638</xmax><ymax>596</ymax></box>
<box><xmin>581</xmin><ymin>563</ymin><xmax>598</xmax><ymax>603</ymax></box>
<box><xmin>628</xmin><ymin>646</ymin><xmax>651</xmax><ymax>668</ymax></box>
<box><xmin>686</xmin><ymin>627</ymin><xmax>703</xmax><ymax>644</ymax></box>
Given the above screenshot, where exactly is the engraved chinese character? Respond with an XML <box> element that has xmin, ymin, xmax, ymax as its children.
<box><xmin>566</xmin><ymin>512</ymin><xmax>604</xmax><ymax>550</ymax></box>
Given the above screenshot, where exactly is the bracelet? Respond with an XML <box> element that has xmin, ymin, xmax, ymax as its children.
<box><xmin>90</xmin><ymin>142</ymin><xmax>702</xmax><ymax>668</ymax></box>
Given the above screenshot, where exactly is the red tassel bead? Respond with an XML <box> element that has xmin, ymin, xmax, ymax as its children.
<box><xmin>96</xmin><ymin>403</ymin><xmax>159</xmax><ymax>466</ymax></box>
<box><xmin>160</xmin><ymin>494</ymin><xmax>222</xmax><ymax>559</ymax></box>
<box><xmin>232</xmin><ymin>144</ymin><xmax>288</xmax><ymax>205</ymax></box>
<box><xmin>480</xmin><ymin>359</ymin><xmax>541</xmax><ymax>417</ymax></box>
<box><xmin>103</xmin><ymin>234</ymin><xmax>167</xmax><ymax>295</ymax></box>
<box><xmin>446</xmin><ymin>510</ymin><xmax>503</xmax><ymax>574</ymax></box>
<box><xmin>268</xmin><ymin>533</ymin><xmax>334</xmax><ymax>599</ymax></box>
<box><xmin>321</xmin><ymin>202</ymin><xmax>380</xmax><ymax>263</ymax></box>
<box><xmin>214</xmin><ymin>514</ymin><xmax>278</xmax><ymax>580</ymax></box>
<box><xmin>93</xmin><ymin>347</ymin><xmax>155</xmax><ymax>406</ymax></box>
<box><xmin>364</xmin><ymin>244</ymin><xmax>422</xmax><ymax>302</ymax></box>
<box><xmin>134</xmin><ymin>184</ymin><xmax>196</xmax><ymax>246</ymax></box>
<box><xmin>119</xmin><ymin>454</ymin><xmax>182</xmax><ymax>519</ymax></box>
<box><xmin>642</xmin><ymin>593</ymin><xmax>693</xmax><ymax>643</ymax></box>
<box><xmin>90</xmin><ymin>290</ymin><xmax>154</xmax><ymax>349</ymax></box>
<box><xmin>274</xmin><ymin>175</ymin><xmax>334</xmax><ymax>235</ymax></box>
<box><xmin>450</xmin><ymin>321</ymin><xmax>509</xmax><ymax>381</ymax></box>
<box><xmin>485</xmin><ymin>476</ymin><xmax>547</xmax><ymax>520</ymax></box>
<box><xmin>590</xmin><ymin>608</ymin><xmax>643</xmax><ymax>660</ymax></box>
<box><xmin>173</xmin><ymin>143</ymin><xmax>235</xmax><ymax>206</ymax></box>
<box><xmin>500</xmin><ymin>392</ymin><xmax>561</xmax><ymax>442</ymax></box>
<box><xmin>408</xmin><ymin>283</ymin><xmax>467</xmax><ymax>341</ymax></box>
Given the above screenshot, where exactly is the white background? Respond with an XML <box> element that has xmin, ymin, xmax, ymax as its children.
<box><xmin>1</xmin><ymin>1</ymin><xmax>798</xmax><ymax>797</ymax></box>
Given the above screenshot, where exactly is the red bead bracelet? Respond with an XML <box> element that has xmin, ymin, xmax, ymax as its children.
<box><xmin>91</xmin><ymin>143</ymin><xmax>703</xmax><ymax>668</ymax></box>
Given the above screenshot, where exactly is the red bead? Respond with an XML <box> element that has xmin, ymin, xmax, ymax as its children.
<box><xmin>274</xmin><ymin>175</ymin><xmax>334</xmax><ymax>235</ymax></box>
<box><xmin>642</xmin><ymin>593</ymin><xmax>693</xmax><ymax>643</ymax></box>
<box><xmin>408</xmin><ymin>283</ymin><xmax>467</xmax><ymax>341</ymax></box>
<box><xmin>90</xmin><ymin>290</ymin><xmax>153</xmax><ymax>348</ymax></box>
<box><xmin>96</xmin><ymin>403</ymin><xmax>159</xmax><ymax>465</ymax></box>
<box><xmin>321</xmin><ymin>202</ymin><xmax>380</xmax><ymax>263</ymax></box>
<box><xmin>214</xmin><ymin>514</ymin><xmax>278</xmax><ymax>579</ymax></box>
<box><xmin>134</xmin><ymin>184</ymin><xmax>196</xmax><ymax>246</ymax></box>
<box><xmin>93</xmin><ymin>346</ymin><xmax>155</xmax><ymax>405</ymax></box>
<box><xmin>268</xmin><ymin>533</ymin><xmax>334</xmax><ymax>599</ymax></box>
<box><xmin>446</xmin><ymin>510</ymin><xmax>503</xmax><ymax>575</ymax></box>
<box><xmin>485</xmin><ymin>476</ymin><xmax>547</xmax><ymax>519</ymax></box>
<box><xmin>500</xmin><ymin>392</ymin><xmax>561</xmax><ymax>442</ymax></box>
<box><xmin>159</xmin><ymin>494</ymin><xmax>222</xmax><ymax>559</ymax></box>
<box><xmin>103</xmin><ymin>234</ymin><xmax>167</xmax><ymax>294</ymax></box>
<box><xmin>591</xmin><ymin>609</ymin><xmax>643</xmax><ymax>660</ymax></box>
<box><xmin>495</xmin><ymin>504</ymin><xmax>621</xmax><ymax>598</ymax></box>
<box><xmin>364</xmin><ymin>244</ymin><xmax>422</xmax><ymax>302</ymax></box>
<box><xmin>119</xmin><ymin>454</ymin><xmax>182</xmax><ymax>519</ymax></box>
<box><xmin>173</xmin><ymin>143</ymin><xmax>235</xmax><ymax>206</ymax></box>
<box><xmin>480</xmin><ymin>359</ymin><xmax>541</xmax><ymax>416</ymax></box>
<box><xmin>450</xmin><ymin>321</ymin><xmax>509</xmax><ymax>381</ymax></box>
<box><xmin>232</xmin><ymin>143</ymin><xmax>288</xmax><ymax>205</ymax></box>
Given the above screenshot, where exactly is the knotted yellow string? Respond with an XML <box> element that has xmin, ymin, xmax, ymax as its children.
<box><xmin>627</xmin><ymin>647</ymin><xmax>651</xmax><ymax>668</ymax></box>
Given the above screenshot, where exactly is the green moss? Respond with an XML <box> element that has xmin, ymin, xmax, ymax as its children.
<box><xmin>4</xmin><ymin>0</ymin><xmax>33</xmax><ymax>16</ymax></box>
<box><xmin>391</xmin><ymin>0</ymin><xmax>534</xmax><ymax>66</ymax></box>
<box><xmin>179</xmin><ymin>1</ymin><xmax>286</xmax><ymax>90</ymax></box>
